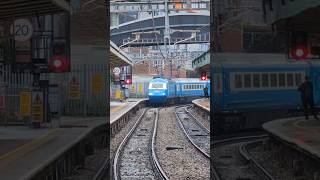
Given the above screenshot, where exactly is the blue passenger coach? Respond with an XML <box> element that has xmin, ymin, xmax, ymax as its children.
<box><xmin>211</xmin><ymin>53</ymin><xmax>320</xmax><ymax>133</ymax></box>
<box><xmin>175</xmin><ymin>78</ymin><xmax>210</xmax><ymax>97</ymax></box>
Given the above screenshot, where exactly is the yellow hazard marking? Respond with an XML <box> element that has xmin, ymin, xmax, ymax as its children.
<box><xmin>92</xmin><ymin>74</ymin><xmax>103</xmax><ymax>95</ymax></box>
<box><xmin>110</xmin><ymin>105</ymin><xmax>125</xmax><ymax>113</ymax></box>
<box><xmin>138</xmin><ymin>84</ymin><xmax>143</xmax><ymax>94</ymax></box>
<box><xmin>69</xmin><ymin>78</ymin><xmax>80</xmax><ymax>100</ymax></box>
<box><xmin>20</xmin><ymin>91</ymin><xmax>31</xmax><ymax>117</ymax></box>
<box><xmin>0</xmin><ymin>129</ymin><xmax>58</xmax><ymax>167</ymax></box>
<box><xmin>115</xmin><ymin>89</ymin><xmax>124</xmax><ymax>100</ymax></box>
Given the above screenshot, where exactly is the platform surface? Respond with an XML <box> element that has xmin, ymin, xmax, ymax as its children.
<box><xmin>110</xmin><ymin>98</ymin><xmax>147</xmax><ymax>124</ymax></box>
<box><xmin>0</xmin><ymin>117</ymin><xmax>106</xmax><ymax>180</ymax></box>
<box><xmin>263</xmin><ymin>117</ymin><xmax>320</xmax><ymax>160</ymax></box>
<box><xmin>192</xmin><ymin>98</ymin><xmax>210</xmax><ymax>112</ymax></box>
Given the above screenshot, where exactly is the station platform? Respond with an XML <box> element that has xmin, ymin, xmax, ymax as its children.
<box><xmin>263</xmin><ymin>117</ymin><xmax>320</xmax><ymax>160</ymax></box>
<box><xmin>192</xmin><ymin>98</ymin><xmax>210</xmax><ymax>112</ymax></box>
<box><xmin>0</xmin><ymin>116</ymin><xmax>106</xmax><ymax>180</ymax></box>
<box><xmin>110</xmin><ymin>98</ymin><xmax>147</xmax><ymax>124</ymax></box>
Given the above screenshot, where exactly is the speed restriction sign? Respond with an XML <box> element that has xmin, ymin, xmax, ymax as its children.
<box><xmin>113</xmin><ymin>67</ymin><xmax>121</xmax><ymax>75</ymax></box>
<box><xmin>10</xmin><ymin>19</ymin><xmax>34</xmax><ymax>42</ymax></box>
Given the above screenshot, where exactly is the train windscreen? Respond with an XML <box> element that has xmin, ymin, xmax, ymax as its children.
<box><xmin>149</xmin><ymin>83</ymin><xmax>166</xmax><ymax>89</ymax></box>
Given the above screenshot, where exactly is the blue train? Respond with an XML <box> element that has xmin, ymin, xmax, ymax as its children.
<box><xmin>148</xmin><ymin>77</ymin><xmax>210</xmax><ymax>104</ymax></box>
<box><xmin>211</xmin><ymin>53</ymin><xmax>320</xmax><ymax>133</ymax></box>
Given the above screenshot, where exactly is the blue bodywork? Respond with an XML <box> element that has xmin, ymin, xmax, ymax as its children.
<box><xmin>211</xmin><ymin>55</ymin><xmax>320</xmax><ymax>114</ymax></box>
<box><xmin>148</xmin><ymin>78</ymin><xmax>210</xmax><ymax>104</ymax></box>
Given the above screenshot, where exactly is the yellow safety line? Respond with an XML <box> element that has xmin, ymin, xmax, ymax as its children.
<box><xmin>0</xmin><ymin>129</ymin><xmax>58</xmax><ymax>164</ymax></box>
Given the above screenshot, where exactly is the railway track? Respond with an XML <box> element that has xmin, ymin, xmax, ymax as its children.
<box><xmin>211</xmin><ymin>135</ymin><xmax>275</xmax><ymax>180</ymax></box>
<box><xmin>113</xmin><ymin>108</ymin><xmax>168</xmax><ymax>180</ymax></box>
<box><xmin>174</xmin><ymin>105</ymin><xmax>210</xmax><ymax>158</ymax></box>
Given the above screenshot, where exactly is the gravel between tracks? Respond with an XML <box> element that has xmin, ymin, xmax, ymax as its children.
<box><xmin>155</xmin><ymin>107</ymin><xmax>209</xmax><ymax>180</ymax></box>
<box><xmin>118</xmin><ymin>108</ymin><xmax>158</xmax><ymax>180</ymax></box>
<box><xmin>188</xmin><ymin>105</ymin><xmax>210</xmax><ymax>131</ymax></box>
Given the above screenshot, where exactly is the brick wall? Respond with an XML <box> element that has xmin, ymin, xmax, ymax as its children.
<box><xmin>133</xmin><ymin>60</ymin><xmax>186</xmax><ymax>78</ymax></box>
<box><xmin>221</xmin><ymin>26</ymin><xmax>242</xmax><ymax>52</ymax></box>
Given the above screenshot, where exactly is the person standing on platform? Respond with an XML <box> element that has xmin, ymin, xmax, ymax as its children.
<box><xmin>203</xmin><ymin>86</ymin><xmax>209</xmax><ymax>98</ymax></box>
<box><xmin>298</xmin><ymin>76</ymin><xmax>319</xmax><ymax>120</ymax></box>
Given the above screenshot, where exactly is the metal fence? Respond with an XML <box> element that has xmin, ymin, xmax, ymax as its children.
<box><xmin>0</xmin><ymin>64</ymin><xmax>107</xmax><ymax>125</ymax></box>
<box><xmin>43</xmin><ymin>64</ymin><xmax>107</xmax><ymax>117</ymax></box>
<box><xmin>0</xmin><ymin>65</ymin><xmax>33</xmax><ymax>124</ymax></box>
<box><xmin>110</xmin><ymin>82</ymin><xmax>149</xmax><ymax>100</ymax></box>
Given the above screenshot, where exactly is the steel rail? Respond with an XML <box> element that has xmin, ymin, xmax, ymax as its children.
<box><xmin>113</xmin><ymin>108</ymin><xmax>148</xmax><ymax>180</ymax></box>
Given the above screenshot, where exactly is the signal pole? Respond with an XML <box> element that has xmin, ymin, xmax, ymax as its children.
<box><xmin>164</xmin><ymin>0</ymin><xmax>171</xmax><ymax>78</ymax></box>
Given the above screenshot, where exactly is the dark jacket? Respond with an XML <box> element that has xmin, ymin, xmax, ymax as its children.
<box><xmin>298</xmin><ymin>81</ymin><xmax>314</xmax><ymax>101</ymax></box>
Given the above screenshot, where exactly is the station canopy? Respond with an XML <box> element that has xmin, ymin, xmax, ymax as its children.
<box><xmin>264</xmin><ymin>0</ymin><xmax>320</xmax><ymax>32</ymax></box>
<box><xmin>0</xmin><ymin>0</ymin><xmax>71</xmax><ymax>20</ymax></box>
<box><xmin>192</xmin><ymin>50</ymin><xmax>210</xmax><ymax>73</ymax></box>
<box><xmin>110</xmin><ymin>41</ymin><xmax>132</xmax><ymax>68</ymax></box>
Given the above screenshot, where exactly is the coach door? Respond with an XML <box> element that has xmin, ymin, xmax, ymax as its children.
<box><xmin>312</xmin><ymin>70</ymin><xmax>320</xmax><ymax>105</ymax></box>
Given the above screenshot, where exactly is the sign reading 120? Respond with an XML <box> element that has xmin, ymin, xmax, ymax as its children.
<box><xmin>10</xmin><ymin>19</ymin><xmax>34</xmax><ymax>42</ymax></box>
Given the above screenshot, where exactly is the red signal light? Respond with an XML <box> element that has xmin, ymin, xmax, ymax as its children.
<box><xmin>125</xmin><ymin>79</ymin><xmax>132</xmax><ymax>84</ymax></box>
<box><xmin>291</xmin><ymin>46</ymin><xmax>310</xmax><ymax>60</ymax></box>
<box><xmin>125</xmin><ymin>74</ymin><xmax>132</xmax><ymax>84</ymax></box>
<box><xmin>200</xmin><ymin>72</ymin><xmax>207</xmax><ymax>81</ymax></box>
<box><xmin>48</xmin><ymin>56</ymin><xmax>69</xmax><ymax>73</ymax></box>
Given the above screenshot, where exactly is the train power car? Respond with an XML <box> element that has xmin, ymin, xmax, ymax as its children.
<box><xmin>211</xmin><ymin>53</ymin><xmax>320</xmax><ymax>134</ymax></box>
<box><xmin>148</xmin><ymin>77</ymin><xmax>176</xmax><ymax>104</ymax></box>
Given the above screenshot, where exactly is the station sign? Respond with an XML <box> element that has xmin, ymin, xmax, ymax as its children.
<box><xmin>32</xmin><ymin>91</ymin><xmax>44</xmax><ymax>123</ymax></box>
<box><xmin>92</xmin><ymin>74</ymin><xmax>103</xmax><ymax>95</ymax></box>
<box><xmin>20</xmin><ymin>91</ymin><xmax>31</xmax><ymax>117</ymax></box>
<box><xmin>69</xmin><ymin>77</ymin><xmax>81</xmax><ymax>100</ymax></box>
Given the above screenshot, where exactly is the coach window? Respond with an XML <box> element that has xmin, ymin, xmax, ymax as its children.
<box><xmin>235</xmin><ymin>74</ymin><xmax>242</xmax><ymax>88</ymax></box>
<box><xmin>287</xmin><ymin>73</ymin><xmax>294</xmax><ymax>87</ymax></box>
<box><xmin>295</xmin><ymin>73</ymin><xmax>302</xmax><ymax>86</ymax></box>
<box><xmin>270</xmin><ymin>74</ymin><xmax>277</xmax><ymax>87</ymax></box>
<box><xmin>279</xmin><ymin>73</ymin><xmax>286</xmax><ymax>87</ymax></box>
<box><xmin>253</xmin><ymin>74</ymin><xmax>260</xmax><ymax>88</ymax></box>
<box><xmin>244</xmin><ymin>74</ymin><xmax>251</xmax><ymax>88</ymax></box>
<box><xmin>261</xmin><ymin>74</ymin><xmax>269</xmax><ymax>87</ymax></box>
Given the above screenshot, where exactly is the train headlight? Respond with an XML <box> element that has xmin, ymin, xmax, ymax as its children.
<box><xmin>149</xmin><ymin>92</ymin><xmax>153</xmax><ymax>95</ymax></box>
